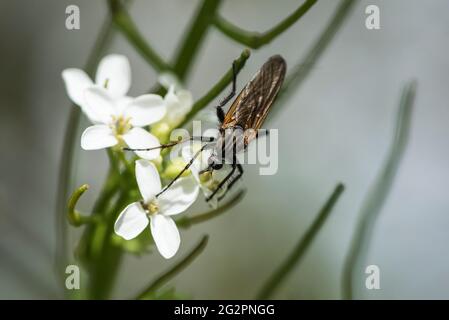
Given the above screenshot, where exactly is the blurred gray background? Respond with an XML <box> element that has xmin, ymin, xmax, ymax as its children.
<box><xmin>1</xmin><ymin>0</ymin><xmax>449</xmax><ymax>299</ymax></box>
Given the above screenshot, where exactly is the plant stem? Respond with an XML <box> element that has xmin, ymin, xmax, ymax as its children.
<box><xmin>172</xmin><ymin>0</ymin><xmax>223</xmax><ymax>80</ymax></box>
<box><xmin>342</xmin><ymin>82</ymin><xmax>416</xmax><ymax>300</ymax></box>
<box><xmin>214</xmin><ymin>0</ymin><xmax>317</xmax><ymax>49</ymax></box>
<box><xmin>67</xmin><ymin>184</ymin><xmax>98</xmax><ymax>226</ymax></box>
<box><xmin>257</xmin><ymin>183</ymin><xmax>345</xmax><ymax>299</ymax></box>
<box><xmin>87</xmin><ymin>189</ymin><xmax>132</xmax><ymax>299</ymax></box>
<box><xmin>178</xmin><ymin>49</ymin><xmax>251</xmax><ymax>128</ymax></box>
<box><xmin>55</xmin><ymin>14</ymin><xmax>116</xmax><ymax>291</ymax></box>
<box><xmin>177</xmin><ymin>189</ymin><xmax>246</xmax><ymax>228</ymax></box>
<box><xmin>269</xmin><ymin>0</ymin><xmax>357</xmax><ymax>122</ymax></box>
<box><xmin>108</xmin><ymin>0</ymin><xmax>171</xmax><ymax>72</ymax></box>
<box><xmin>136</xmin><ymin>235</ymin><xmax>209</xmax><ymax>299</ymax></box>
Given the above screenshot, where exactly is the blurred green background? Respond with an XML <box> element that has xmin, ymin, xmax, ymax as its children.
<box><xmin>1</xmin><ymin>0</ymin><xmax>449</xmax><ymax>299</ymax></box>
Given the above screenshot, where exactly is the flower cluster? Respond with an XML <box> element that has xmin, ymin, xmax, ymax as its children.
<box><xmin>62</xmin><ymin>54</ymin><xmax>197</xmax><ymax>259</ymax></box>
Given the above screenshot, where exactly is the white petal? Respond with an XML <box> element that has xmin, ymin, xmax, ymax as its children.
<box><xmin>81</xmin><ymin>125</ymin><xmax>118</xmax><ymax>150</ymax></box>
<box><xmin>124</xmin><ymin>94</ymin><xmax>166</xmax><ymax>127</ymax></box>
<box><xmin>163</xmin><ymin>88</ymin><xmax>193</xmax><ymax>126</ymax></box>
<box><xmin>84</xmin><ymin>86</ymin><xmax>118</xmax><ymax>124</ymax></box>
<box><xmin>122</xmin><ymin>127</ymin><xmax>161</xmax><ymax>160</ymax></box>
<box><xmin>114</xmin><ymin>202</ymin><xmax>149</xmax><ymax>240</ymax></box>
<box><xmin>176</xmin><ymin>90</ymin><xmax>193</xmax><ymax>113</ymax></box>
<box><xmin>61</xmin><ymin>68</ymin><xmax>94</xmax><ymax>107</ymax></box>
<box><xmin>135</xmin><ymin>159</ymin><xmax>162</xmax><ymax>203</ymax></box>
<box><xmin>158</xmin><ymin>176</ymin><xmax>199</xmax><ymax>216</ymax></box>
<box><xmin>115</xmin><ymin>95</ymin><xmax>133</xmax><ymax>115</ymax></box>
<box><xmin>150</xmin><ymin>214</ymin><xmax>180</xmax><ymax>259</ymax></box>
<box><xmin>95</xmin><ymin>54</ymin><xmax>131</xmax><ymax>98</ymax></box>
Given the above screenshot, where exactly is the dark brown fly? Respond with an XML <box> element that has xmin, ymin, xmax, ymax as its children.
<box><xmin>222</xmin><ymin>54</ymin><xmax>286</xmax><ymax>137</ymax></box>
<box><xmin>125</xmin><ymin>55</ymin><xmax>287</xmax><ymax>203</ymax></box>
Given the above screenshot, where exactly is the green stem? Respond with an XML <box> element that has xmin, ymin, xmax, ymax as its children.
<box><xmin>116</xmin><ymin>150</ymin><xmax>135</xmax><ymax>178</ymax></box>
<box><xmin>257</xmin><ymin>183</ymin><xmax>345</xmax><ymax>299</ymax></box>
<box><xmin>214</xmin><ymin>0</ymin><xmax>317</xmax><ymax>49</ymax></box>
<box><xmin>178</xmin><ymin>49</ymin><xmax>251</xmax><ymax>128</ymax></box>
<box><xmin>269</xmin><ymin>0</ymin><xmax>357</xmax><ymax>122</ymax></box>
<box><xmin>177</xmin><ymin>189</ymin><xmax>246</xmax><ymax>228</ymax></box>
<box><xmin>55</xmin><ymin>14</ymin><xmax>116</xmax><ymax>290</ymax></box>
<box><xmin>75</xmin><ymin>170</ymin><xmax>120</xmax><ymax>267</ymax></box>
<box><xmin>87</xmin><ymin>189</ymin><xmax>132</xmax><ymax>299</ymax></box>
<box><xmin>136</xmin><ymin>235</ymin><xmax>209</xmax><ymax>299</ymax></box>
<box><xmin>108</xmin><ymin>0</ymin><xmax>172</xmax><ymax>72</ymax></box>
<box><xmin>172</xmin><ymin>0</ymin><xmax>223</xmax><ymax>80</ymax></box>
<box><xmin>67</xmin><ymin>184</ymin><xmax>100</xmax><ymax>226</ymax></box>
<box><xmin>342</xmin><ymin>82</ymin><xmax>416</xmax><ymax>300</ymax></box>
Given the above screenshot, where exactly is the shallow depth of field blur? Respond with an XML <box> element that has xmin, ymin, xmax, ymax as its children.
<box><xmin>1</xmin><ymin>0</ymin><xmax>449</xmax><ymax>299</ymax></box>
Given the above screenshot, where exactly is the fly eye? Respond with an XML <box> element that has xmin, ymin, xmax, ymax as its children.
<box><xmin>212</xmin><ymin>163</ymin><xmax>223</xmax><ymax>170</ymax></box>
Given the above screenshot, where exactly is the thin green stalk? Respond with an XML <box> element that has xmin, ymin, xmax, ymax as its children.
<box><xmin>214</xmin><ymin>0</ymin><xmax>317</xmax><ymax>49</ymax></box>
<box><xmin>67</xmin><ymin>184</ymin><xmax>100</xmax><ymax>226</ymax></box>
<box><xmin>342</xmin><ymin>81</ymin><xmax>417</xmax><ymax>300</ymax></box>
<box><xmin>55</xmin><ymin>14</ymin><xmax>116</xmax><ymax>289</ymax></box>
<box><xmin>257</xmin><ymin>183</ymin><xmax>345</xmax><ymax>299</ymax></box>
<box><xmin>178</xmin><ymin>49</ymin><xmax>251</xmax><ymax>128</ymax></box>
<box><xmin>136</xmin><ymin>235</ymin><xmax>209</xmax><ymax>299</ymax></box>
<box><xmin>108</xmin><ymin>0</ymin><xmax>171</xmax><ymax>72</ymax></box>
<box><xmin>177</xmin><ymin>189</ymin><xmax>246</xmax><ymax>228</ymax></box>
<box><xmin>116</xmin><ymin>150</ymin><xmax>135</xmax><ymax>178</ymax></box>
<box><xmin>172</xmin><ymin>0</ymin><xmax>223</xmax><ymax>80</ymax></box>
<box><xmin>87</xmin><ymin>189</ymin><xmax>132</xmax><ymax>299</ymax></box>
<box><xmin>269</xmin><ymin>0</ymin><xmax>356</xmax><ymax>122</ymax></box>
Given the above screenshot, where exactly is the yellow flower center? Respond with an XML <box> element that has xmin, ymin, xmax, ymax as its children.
<box><xmin>111</xmin><ymin>115</ymin><xmax>132</xmax><ymax>140</ymax></box>
<box><xmin>148</xmin><ymin>200</ymin><xmax>159</xmax><ymax>214</ymax></box>
<box><xmin>141</xmin><ymin>199</ymin><xmax>159</xmax><ymax>216</ymax></box>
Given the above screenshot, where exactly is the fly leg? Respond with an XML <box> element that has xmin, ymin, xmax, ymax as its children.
<box><xmin>205</xmin><ymin>163</ymin><xmax>236</xmax><ymax>202</ymax></box>
<box><xmin>123</xmin><ymin>136</ymin><xmax>215</xmax><ymax>152</ymax></box>
<box><xmin>156</xmin><ymin>143</ymin><xmax>210</xmax><ymax>197</ymax></box>
<box><xmin>216</xmin><ymin>61</ymin><xmax>238</xmax><ymax>123</ymax></box>
<box><xmin>217</xmin><ymin>163</ymin><xmax>244</xmax><ymax>202</ymax></box>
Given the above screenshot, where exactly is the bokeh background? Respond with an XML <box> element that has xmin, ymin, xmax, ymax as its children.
<box><xmin>1</xmin><ymin>0</ymin><xmax>449</xmax><ymax>299</ymax></box>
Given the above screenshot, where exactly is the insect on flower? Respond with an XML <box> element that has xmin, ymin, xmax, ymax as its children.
<box><xmin>127</xmin><ymin>55</ymin><xmax>286</xmax><ymax>203</ymax></box>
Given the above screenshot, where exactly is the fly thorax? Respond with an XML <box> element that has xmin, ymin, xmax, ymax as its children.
<box><xmin>216</xmin><ymin>127</ymin><xmax>246</xmax><ymax>162</ymax></box>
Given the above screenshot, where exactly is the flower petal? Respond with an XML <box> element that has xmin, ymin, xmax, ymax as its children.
<box><xmin>81</xmin><ymin>125</ymin><xmax>118</xmax><ymax>150</ymax></box>
<box><xmin>95</xmin><ymin>54</ymin><xmax>131</xmax><ymax>98</ymax></box>
<box><xmin>135</xmin><ymin>159</ymin><xmax>162</xmax><ymax>203</ymax></box>
<box><xmin>114</xmin><ymin>202</ymin><xmax>149</xmax><ymax>240</ymax></box>
<box><xmin>158</xmin><ymin>176</ymin><xmax>199</xmax><ymax>216</ymax></box>
<box><xmin>163</xmin><ymin>88</ymin><xmax>193</xmax><ymax>127</ymax></box>
<box><xmin>124</xmin><ymin>94</ymin><xmax>166</xmax><ymax>127</ymax></box>
<box><xmin>122</xmin><ymin>127</ymin><xmax>161</xmax><ymax>160</ymax></box>
<box><xmin>150</xmin><ymin>214</ymin><xmax>180</xmax><ymax>259</ymax></box>
<box><xmin>61</xmin><ymin>68</ymin><xmax>93</xmax><ymax>107</ymax></box>
<box><xmin>84</xmin><ymin>86</ymin><xmax>118</xmax><ymax>124</ymax></box>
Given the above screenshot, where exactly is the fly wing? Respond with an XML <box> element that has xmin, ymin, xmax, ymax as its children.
<box><xmin>222</xmin><ymin>55</ymin><xmax>287</xmax><ymax>131</ymax></box>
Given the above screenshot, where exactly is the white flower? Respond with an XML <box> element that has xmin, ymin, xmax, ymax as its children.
<box><xmin>157</xmin><ymin>72</ymin><xmax>193</xmax><ymax>128</ymax></box>
<box><xmin>62</xmin><ymin>54</ymin><xmax>166</xmax><ymax>159</ymax></box>
<box><xmin>114</xmin><ymin>160</ymin><xmax>199</xmax><ymax>259</ymax></box>
<box><xmin>62</xmin><ymin>54</ymin><xmax>131</xmax><ymax>123</ymax></box>
<box><xmin>79</xmin><ymin>86</ymin><xmax>165</xmax><ymax>159</ymax></box>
